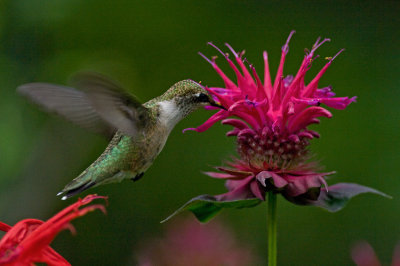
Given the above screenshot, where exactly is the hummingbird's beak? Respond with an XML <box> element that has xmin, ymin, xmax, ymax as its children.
<box><xmin>209</xmin><ymin>99</ymin><xmax>227</xmax><ymax>110</ymax></box>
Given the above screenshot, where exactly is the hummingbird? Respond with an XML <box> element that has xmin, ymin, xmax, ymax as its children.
<box><xmin>18</xmin><ymin>72</ymin><xmax>223</xmax><ymax>200</ymax></box>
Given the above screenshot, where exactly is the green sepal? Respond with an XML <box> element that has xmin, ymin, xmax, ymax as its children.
<box><xmin>162</xmin><ymin>195</ymin><xmax>262</xmax><ymax>223</ymax></box>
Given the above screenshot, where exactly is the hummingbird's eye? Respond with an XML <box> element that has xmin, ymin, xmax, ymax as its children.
<box><xmin>196</xmin><ymin>93</ymin><xmax>210</xmax><ymax>103</ymax></box>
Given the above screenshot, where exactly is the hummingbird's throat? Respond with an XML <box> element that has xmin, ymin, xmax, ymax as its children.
<box><xmin>158</xmin><ymin>100</ymin><xmax>184</xmax><ymax>131</ymax></box>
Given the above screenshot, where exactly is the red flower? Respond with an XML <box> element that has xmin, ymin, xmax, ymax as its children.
<box><xmin>0</xmin><ymin>195</ymin><xmax>107</xmax><ymax>265</ymax></box>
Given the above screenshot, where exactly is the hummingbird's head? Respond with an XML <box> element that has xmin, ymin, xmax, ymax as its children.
<box><xmin>167</xmin><ymin>79</ymin><xmax>224</xmax><ymax>112</ymax></box>
<box><xmin>157</xmin><ymin>79</ymin><xmax>224</xmax><ymax>130</ymax></box>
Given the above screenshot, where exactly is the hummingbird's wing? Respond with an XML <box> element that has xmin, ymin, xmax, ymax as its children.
<box><xmin>70</xmin><ymin>72</ymin><xmax>150</xmax><ymax>137</ymax></box>
<box><xmin>17</xmin><ymin>82</ymin><xmax>116</xmax><ymax>138</ymax></box>
<box><xmin>18</xmin><ymin>72</ymin><xmax>151</xmax><ymax>138</ymax></box>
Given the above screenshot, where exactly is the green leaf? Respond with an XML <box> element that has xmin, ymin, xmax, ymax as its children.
<box><xmin>310</xmin><ymin>182</ymin><xmax>391</xmax><ymax>212</ymax></box>
<box><xmin>162</xmin><ymin>195</ymin><xmax>262</xmax><ymax>223</ymax></box>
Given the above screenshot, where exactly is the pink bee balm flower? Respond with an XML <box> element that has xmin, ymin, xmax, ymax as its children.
<box><xmin>166</xmin><ymin>32</ymin><xmax>388</xmax><ymax>222</ymax></box>
<box><xmin>136</xmin><ymin>217</ymin><xmax>258</xmax><ymax>266</ymax></box>
<box><xmin>351</xmin><ymin>241</ymin><xmax>400</xmax><ymax>266</ymax></box>
<box><xmin>0</xmin><ymin>195</ymin><xmax>107</xmax><ymax>265</ymax></box>
<box><xmin>187</xmin><ymin>31</ymin><xmax>356</xmax><ymax>203</ymax></box>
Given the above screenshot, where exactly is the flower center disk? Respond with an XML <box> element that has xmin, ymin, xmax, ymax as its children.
<box><xmin>237</xmin><ymin>127</ymin><xmax>309</xmax><ymax>170</ymax></box>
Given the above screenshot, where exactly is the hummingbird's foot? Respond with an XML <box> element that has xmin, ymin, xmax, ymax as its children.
<box><xmin>131</xmin><ymin>172</ymin><xmax>144</xmax><ymax>182</ymax></box>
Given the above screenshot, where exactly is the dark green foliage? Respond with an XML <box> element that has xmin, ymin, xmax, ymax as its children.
<box><xmin>163</xmin><ymin>195</ymin><xmax>262</xmax><ymax>223</ymax></box>
<box><xmin>310</xmin><ymin>183</ymin><xmax>391</xmax><ymax>212</ymax></box>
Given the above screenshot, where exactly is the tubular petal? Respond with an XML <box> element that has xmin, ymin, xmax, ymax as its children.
<box><xmin>226</xmin><ymin>129</ymin><xmax>240</xmax><ymax>137</ymax></box>
<box><xmin>217</xmin><ymin>167</ymin><xmax>253</xmax><ymax>177</ymax></box>
<box><xmin>319</xmin><ymin>96</ymin><xmax>357</xmax><ymax>109</ymax></box>
<box><xmin>288</xmin><ymin>106</ymin><xmax>332</xmax><ymax>132</ymax></box>
<box><xmin>0</xmin><ymin>222</ymin><xmax>11</xmax><ymax>232</ymax></box>
<box><xmin>281</xmin><ymin>30</ymin><xmax>296</xmax><ymax>54</ymax></box>
<box><xmin>237</xmin><ymin>128</ymin><xmax>256</xmax><ymax>137</ymax></box>
<box><xmin>184</xmin><ymin>110</ymin><xmax>228</xmax><ymax>133</ymax></box>
<box><xmin>203</xmin><ymin>172</ymin><xmax>238</xmax><ymax>179</ymax></box>
<box><xmin>263</xmin><ymin>51</ymin><xmax>273</xmax><ymax>99</ymax></box>
<box><xmin>199</xmin><ymin>52</ymin><xmax>238</xmax><ymax>91</ymax></box>
<box><xmin>221</xmin><ymin>118</ymin><xmax>249</xmax><ymax>129</ymax></box>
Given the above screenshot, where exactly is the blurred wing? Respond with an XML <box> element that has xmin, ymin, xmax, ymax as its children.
<box><xmin>17</xmin><ymin>83</ymin><xmax>116</xmax><ymax>138</ymax></box>
<box><xmin>70</xmin><ymin>72</ymin><xmax>150</xmax><ymax>137</ymax></box>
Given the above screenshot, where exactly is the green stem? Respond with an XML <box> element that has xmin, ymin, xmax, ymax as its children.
<box><xmin>268</xmin><ymin>192</ymin><xmax>277</xmax><ymax>266</ymax></box>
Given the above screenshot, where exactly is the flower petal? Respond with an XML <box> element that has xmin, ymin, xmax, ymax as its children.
<box><xmin>0</xmin><ymin>222</ymin><xmax>11</xmax><ymax>232</ymax></box>
<box><xmin>33</xmin><ymin>247</ymin><xmax>70</xmax><ymax>266</ymax></box>
<box><xmin>0</xmin><ymin>219</ymin><xmax>44</xmax><ymax>255</ymax></box>
<box><xmin>221</xmin><ymin>118</ymin><xmax>249</xmax><ymax>129</ymax></box>
<box><xmin>218</xmin><ymin>176</ymin><xmax>254</xmax><ymax>201</ymax></box>
<box><xmin>250</xmin><ymin>181</ymin><xmax>266</xmax><ymax>200</ymax></box>
<box><xmin>256</xmin><ymin>171</ymin><xmax>288</xmax><ymax>188</ymax></box>
<box><xmin>288</xmin><ymin>106</ymin><xmax>332</xmax><ymax>133</ymax></box>
<box><xmin>216</xmin><ymin>167</ymin><xmax>253</xmax><ymax>177</ymax></box>
<box><xmin>285</xmin><ymin>174</ymin><xmax>326</xmax><ymax>197</ymax></box>
<box><xmin>318</xmin><ymin>96</ymin><xmax>357</xmax><ymax>110</ymax></box>
<box><xmin>183</xmin><ymin>110</ymin><xmax>228</xmax><ymax>133</ymax></box>
<box><xmin>203</xmin><ymin>172</ymin><xmax>239</xmax><ymax>179</ymax></box>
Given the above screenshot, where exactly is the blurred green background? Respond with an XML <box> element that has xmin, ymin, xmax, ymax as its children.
<box><xmin>0</xmin><ymin>0</ymin><xmax>399</xmax><ymax>265</ymax></box>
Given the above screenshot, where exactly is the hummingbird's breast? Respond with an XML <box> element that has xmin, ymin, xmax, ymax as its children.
<box><xmin>131</xmin><ymin>124</ymin><xmax>170</xmax><ymax>172</ymax></box>
<box><xmin>91</xmin><ymin>103</ymin><xmax>172</xmax><ymax>180</ymax></box>
<box><xmin>111</xmin><ymin>121</ymin><xmax>169</xmax><ymax>175</ymax></box>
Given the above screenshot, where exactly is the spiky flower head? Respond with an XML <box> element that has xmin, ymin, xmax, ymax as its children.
<box><xmin>186</xmin><ymin>31</ymin><xmax>356</xmax><ymax>203</ymax></box>
<box><xmin>166</xmin><ymin>32</ymin><xmax>388</xmax><ymax>222</ymax></box>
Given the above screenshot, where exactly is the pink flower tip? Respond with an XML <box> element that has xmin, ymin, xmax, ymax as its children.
<box><xmin>326</xmin><ymin>48</ymin><xmax>345</xmax><ymax>63</ymax></box>
<box><xmin>208</xmin><ymin>42</ymin><xmax>229</xmax><ymax>59</ymax></box>
<box><xmin>225</xmin><ymin>43</ymin><xmax>239</xmax><ymax>58</ymax></box>
<box><xmin>282</xmin><ymin>30</ymin><xmax>296</xmax><ymax>54</ymax></box>
<box><xmin>311</xmin><ymin>37</ymin><xmax>330</xmax><ymax>54</ymax></box>
<box><xmin>182</xmin><ymin>128</ymin><xmax>197</xmax><ymax>133</ymax></box>
<box><xmin>198</xmin><ymin>52</ymin><xmax>214</xmax><ymax>66</ymax></box>
<box><xmin>263</xmin><ymin>51</ymin><xmax>268</xmax><ymax>60</ymax></box>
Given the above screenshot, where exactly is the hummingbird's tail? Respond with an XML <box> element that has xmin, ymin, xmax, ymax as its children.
<box><xmin>57</xmin><ymin>180</ymin><xmax>97</xmax><ymax>200</ymax></box>
<box><xmin>57</xmin><ymin>169</ymin><xmax>131</xmax><ymax>200</ymax></box>
<box><xmin>57</xmin><ymin>169</ymin><xmax>98</xmax><ymax>200</ymax></box>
